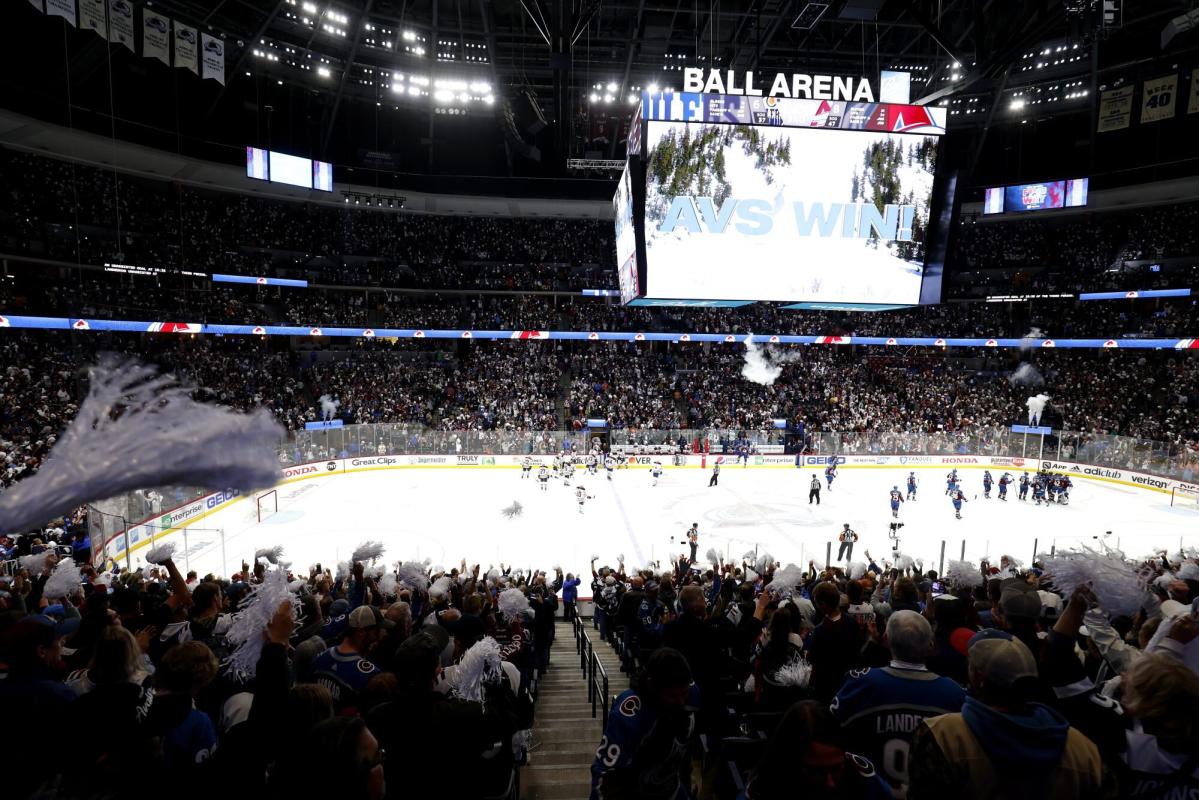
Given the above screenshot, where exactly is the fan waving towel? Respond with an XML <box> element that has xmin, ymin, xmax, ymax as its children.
<box><xmin>0</xmin><ymin>357</ymin><xmax>283</xmax><ymax>534</ymax></box>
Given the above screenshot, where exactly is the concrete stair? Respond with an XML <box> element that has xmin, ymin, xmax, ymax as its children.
<box><xmin>521</xmin><ymin>620</ymin><xmax>630</xmax><ymax>800</ymax></box>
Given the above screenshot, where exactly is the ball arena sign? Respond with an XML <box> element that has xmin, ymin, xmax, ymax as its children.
<box><xmin>681</xmin><ymin>68</ymin><xmax>875</xmax><ymax>101</ymax></box>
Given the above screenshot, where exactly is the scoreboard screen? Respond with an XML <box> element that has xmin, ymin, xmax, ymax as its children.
<box><xmin>616</xmin><ymin>91</ymin><xmax>956</xmax><ymax>307</ymax></box>
<box><xmin>985</xmin><ymin>178</ymin><xmax>1089</xmax><ymax>214</ymax></box>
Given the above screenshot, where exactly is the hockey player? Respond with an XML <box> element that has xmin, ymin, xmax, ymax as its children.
<box><xmin>709</xmin><ymin>461</ymin><xmax>721</xmax><ymax>487</ymax></box>
<box><xmin>1032</xmin><ymin>477</ymin><xmax>1046</xmax><ymax>505</ymax></box>
<box><xmin>982</xmin><ymin>470</ymin><xmax>993</xmax><ymax>499</ymax></box>
<box><xmin>889</xmin><ymin>485</ymin><xmax>904</xmax><ymax>518</ymax></box>
<box><xmin>575</xmin><ymin>484</ymin><xmax>588</xmax><ymax>513</ymax></box>
<box><xmin>1045</xmin><ymin>474</ymin><xmax>1058</xmax><ymax>504</ymax></box>
<box><xmin>551</xmin><ymin>452</ymin><xmax>562</xmax><ymax>479</ymax></box>
<box><xmin>951</xmin><ymin>488</ymin><xmax>967</xmax><ymax>519</ymax></box>
<box><xmin>537</xmin><ymin>464</ymin><xmax>550</xmax><ymax>491</ymax></box>
<box><xmin>906</xmin><ymin>471</ymin><xmax>918</xmax><ymax>500</ymax></box>
<box><xmin>521</xmin><ymin>455</ymin><xmax>533</xmax><ymax>479</ymax></box>
<box><xmin>1056</xmin><ymin>475</ymin><xmax>1072</xmax><ymax>505</ymax></box>
<box><xmin>824</xmin><ymin>462</ymin><xmax>837</xmax><ymax>490</ymax></box>
<box><xmin>737</xmin><ymin>443</ymin><xmax>750</xmax><ymax>467</ymax></box>
<box><xmin>651</xmin><ymin>461</ymin><xmax>663</xmax><ymax>487</ymax></box>
<box><xmin>998</xmin><ymin>472</ymin><xmax>1011</xmax><ymax>501</ymax></box>
<box><xmin>565</xmin><ymin>457</ymin><xmax>579</xmax><ymax>487</ymax></box>
<box><xmin>1019</xmin><ymin>472</ymin><xmax>1030</xmax><ymax>501</ymax></box>
<box><xmin>945</xmin><ymin>469</ymin><xmax>959</xmax><ymax>495</ymax></box>
<box><xmin>585</xmin><ymin>452</ymin><xmax>598</xmax><ymax>476</ymax></box>
<box><xmin>604</xmin><ymin>453</ymin><xmax>616</xmax><ymax>480</ymax></box>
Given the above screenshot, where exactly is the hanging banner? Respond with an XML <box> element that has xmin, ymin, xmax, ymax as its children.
<box><xmin>107</xmin><ymin>0</ymin><xmax>134</xmax><ymax>51</ymax></box>
<box><xmin>1096</xmin><ymin>85</ymin><xmax>1134</xmax><ymax>132</ymax></box>
<box><xmin>47</xmin><ymin>0</ymin><xmax>76</xmax><ymax>25</ymax></box>
<box><xmin>1188</xmin><ymin>68</ymin><xmax>1199</xmax><ymax>115</ymax></box>
<box><xmin>142</xmin><ymin>10</ymin><xmax>170</xmax><ymax>65</ymax></box>
<box><xmin>79</xmin><ymin>0</ymin><xmax>105</xmax><ymax>37</ymax></box>
<box><xmin>200</xmin><ymin>32</ymin><xmax>225</xmax><ymax>85</ymax></box>
<box><xmin>174</xmin><ymin>22</ymin><xmax>198</xmax><ymax>75</ymax></box>
<box><xmin>1140</xmin><ymin>74</ymin><xmax>1177</xmax><ymax>123</ymax></box>
<box><xmin>28</xmin><ymin>0</ymin><xmax>44</xmax><ymax>11</ymax></box>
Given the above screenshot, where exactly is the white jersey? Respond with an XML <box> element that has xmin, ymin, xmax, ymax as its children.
<box><xmin>538</xmin><ymin>466</ymin><xmax>549</xmax><ymax>481</ymax></box>
<box><xmin>586</xmin><ymin>454</ymin><xmax>597</xmax><ymax>467</ymax></box>
<box><xmin>605</xmin><ymin>456</ymin><xmax>616</xmax><ymax>471</ymax></box>
<box><xmin>575</xmin><ymin>486</ymin><xmax>587</xmax><ymax>502</ymax></box>
<box><xmin>651</xmin><ymin>465</ymin><xmax>663</xmax><ymax>478</ymax></box>
<box><xmin>522</xmin><ymin>457</ymin><xmax>533</xmax><ymax>470</ymax></box>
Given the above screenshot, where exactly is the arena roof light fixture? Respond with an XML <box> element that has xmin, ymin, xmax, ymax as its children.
<box><xmin>317</xmin><ymin>66</ymin><xmax>331</xmax><ymax>78</ymax></box>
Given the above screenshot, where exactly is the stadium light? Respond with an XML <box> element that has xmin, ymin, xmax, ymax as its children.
<box><xmin>606</xmin><ymin>81</ymin><xmax>618</xmax><ymax>92</ymax></box>
<box><xmin>302</xmin><ymin>1</ymin><xmax>317</xmax><ymax>13</ymax></box>
<box><xmin>589</xmin><ymin>92</ymin><xmax>599</xmax><ymax>101</ymax></box>
<box><xmin>648</xmin><ymin>83</ymin><xmax>659</xmax><ymax>93</ymax></box>
<box><xmin>434</xmin><ymin>89</ymin><xmax>454</xmax><ymax>102</ymax></box>
<box><xmin>317</xmin><ymin>66</ymin><xmax>331</xmax><ymax>78</ymax></box>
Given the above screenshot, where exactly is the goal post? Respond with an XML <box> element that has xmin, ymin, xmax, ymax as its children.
<box><xmin>256</xmin><ymin>489</ymin><xmax>278</xmax><ymax>523</ymax></box>
<box><xmin>1170</xmin><ymin>485</ymin><xmax>1199</xmax><ymax>510</ymax></box>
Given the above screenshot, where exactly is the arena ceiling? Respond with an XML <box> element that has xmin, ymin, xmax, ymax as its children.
<box><xmin>4</xmin><ymin>0</ymin><xmax>1198</xmax><ymax>184</ymax></box>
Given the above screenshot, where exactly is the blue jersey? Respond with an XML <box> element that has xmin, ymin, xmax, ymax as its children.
<box><xmin>999</xmin><ymin>476</ymin><xmax>1010</xmax><ymax>493</ymax></box>
<box><xmin>825</xmin><ymin>465</ymin><xmax>837</xmax><ymax>478</ymax></box>
<box><xmin>591</xmin><ymin>688</ymin><xmax>698</xmax><ymax>800</ymax></box>
<box><xmin>907</xmin><ymin>476</ymin><xmax>917</xmax><ymax>491</ymax></box>
<box><xmin>952</xmin><ymin>491</ymin><xmax>966</xmax><ymax>509</ymax></box>
<box><xmin>831</xmin><ymin>665</ymin><xmax>967</xmax><ymax>791</ymax></box>
<box><xmin>983</xmin><ymin>473</ymin><xmax>993</xmax><ymax>486</ymax></box>
<box><xmin>310</xmin><ymin>647</ymin><xmax>381</xmax><ymax>710</ymax></box>
<box><xmin>890</xmin><ymin>490</ymin><xmax>903</xmax><ymax>507</ymax></box>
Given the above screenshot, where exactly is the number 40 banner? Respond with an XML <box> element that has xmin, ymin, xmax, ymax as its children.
<box><xmin>1141</xmin><ymin>74</ymin><xmax>1177</xmax><ymax>123</ymax></box>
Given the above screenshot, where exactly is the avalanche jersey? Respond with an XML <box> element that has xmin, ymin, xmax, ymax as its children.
<box><xmin>890</xmin><ymin>490</ymin><xmax>903</xmax><ymax>504</ymax></box>
<box><xmin>831</xmin><ymin>665</ymin><xmax>966</xmax><ymax>791</ymax></box>
<box><xmin>590</xmin><ymin>687</ymin><xmax>699</xmax><ymax>800</ymax></box>
<box><xmin>309</xmin><ymin>647</ymin><xmax>380</xmax><ymax>710</ymax></box>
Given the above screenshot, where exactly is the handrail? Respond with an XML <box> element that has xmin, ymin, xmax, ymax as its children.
<box><xmin>572</xmin><ymin>615</ymin><xmax>610</xmax><ymax>722</ymax></box>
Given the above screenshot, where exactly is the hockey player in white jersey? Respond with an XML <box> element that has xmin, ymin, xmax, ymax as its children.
<box><xmin>575</xmin><ymin>484</ymin><xmax>590</xmax><ymax>513</ymax></box>
<box><xmin>585</xmin><ymin>452</ymin><xmax>598</xmax><ymax>476</ymax></box>
<box><xmin>537</xmin><ymin>464</ymin><xmax>550</xmax><ymax>491</ymax></box>
<box><xmin>604</xmin><ymin>453</ymin><xmax>617</xmax><ymax>480</ymax></box>
<box><xmin>563</xmin><ymin>456</ymin><xmax>575</xmax><ymax>487</ymax></box>
<box><xmin>521</xmin><ymin>455</ymin><xmax>533</xmax><ymax>479</ymax></box>
<box><xmin>651</xmin><ymin>461</ymin><xmax>663</xmax><ymax>486</ymax></box>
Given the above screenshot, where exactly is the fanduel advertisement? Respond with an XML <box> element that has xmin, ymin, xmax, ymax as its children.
<box><xmin>642</xmin><ymin>120</ymin><xmax>942</xmax><ymax>304</ymax></box>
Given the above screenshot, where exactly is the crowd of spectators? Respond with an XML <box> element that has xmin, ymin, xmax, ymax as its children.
<box><xmin>584</xmin><ymin>544</ymin><xmax>1199</xmax><ymax>798</ymax></box>
<box><xmin>2</xmin><ymin>501</ymin><xmax>1196</xmax><ymax>800</ymax></box>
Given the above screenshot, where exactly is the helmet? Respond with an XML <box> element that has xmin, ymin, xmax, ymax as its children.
<box><xmin>1023</xmin><ymin>471</ymin><xmax>1029</xmax><ymax>475</ymax></box>
<box><xmin>892</xmin><ymin>485</ymin><xmax>898</xmax><ymax>490</ymax></box>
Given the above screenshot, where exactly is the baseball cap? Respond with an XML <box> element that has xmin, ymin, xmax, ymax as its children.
<box><xmin>348</xmin><ymin>605</ymin><xmax>395</xmax><ymax>630</ymax></box>
<box><xmin>328</xmin><ymin>598</ymin><xmax>351</xmax><ymax>618</ymax></box>
<box><xmin>999</xmin><ymin>583</ymin><xmax>1042</xmax><ymax>622</ymax></box>
<box><xmin>392</xmin><ymin>627</ymin><xmax>450</xmax><ymax>678</ymax></box>
<box><xmin>967</xmin><ymin>629</ymin><xmax>1038</xmax><ymax>688</ymax></box>
<box><xmin>949</xmin><ymin>627</ymin><xmax>976</xmax><ymax>657</ymax></box>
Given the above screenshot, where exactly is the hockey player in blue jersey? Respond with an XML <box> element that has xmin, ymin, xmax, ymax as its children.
<box><xmin>736</xmin><ymin>443</ymin><xmax>750</xmax><ymax>467</ymax></box>
<box><xmin>906</xmin><ymin>471</ymin><xmax>918</xmax><ymax>500</ymax></box>
<box><xmin>825</xmin><ymin>462</ymin><xmax>838</xmax><ymax>490</ymax></box>
<box><xmin>998</xmin><ymin>472</ymin><xmax>1011</xmax><ymax>501</ymax></box>
<box><xmin>951</xmin><ymin>489</ymin><xmax>967</xmax><ymax>519</ymax></box>
<box><xmin>1055</xmin><ymin>475</ymin><xmax>1073</xmax><ymax>505</ymax></box>
<box><xmin>1019</xmin><ymin>472</ymin><xmax>1030</xmax><ymax>501</ymax></box>
<box><xmin>982</xmin><ymin>470</ymin><xmax>993</xmax><ymax>499</ymax></box>
<box><xmin>1045</xmin><ymin>474</ymin><xmax>1058</xmax><ymax>503</ymax></box>
<box><xmin>945</xmin><ymin>469</ymin><xmax>958</xmax><ymax>495</ymax></box>
<box><xmin>889</xmin><ymin>486</ymin><xmax>904</xmax><ymax>518</ymax></box>
<box><xmin>1032</xmin><ymin>477</ymin><xmax>1046</xmax><ymax>505</ymax></box>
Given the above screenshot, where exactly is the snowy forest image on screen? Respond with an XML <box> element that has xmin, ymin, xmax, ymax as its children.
<box><xmin>643</xmin><ymin>120</ymin><xmax>939</xmax><ymax>304</ymax></box>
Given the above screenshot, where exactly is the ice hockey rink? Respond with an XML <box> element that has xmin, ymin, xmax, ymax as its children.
<box><xmin>138</xmin><ymin>463</ymin><xmax>1198</xmax><ymax>582</ymax></box>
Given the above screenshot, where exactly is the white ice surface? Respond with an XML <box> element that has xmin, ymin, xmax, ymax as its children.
<box><xmin>158</xmin><ymin>466</ymin><xmax>1198</xmax><ymax>584</ymax></box>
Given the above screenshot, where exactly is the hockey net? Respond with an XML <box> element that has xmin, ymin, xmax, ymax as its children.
<box><xmin>256</xmin><ymin>489</ymin><xmax>278</xmax><ymax>523</ymax></box>
<box><xmin>1171</xmin><ymin>485</ymin><xmax>1199</xmax><ymax>510</ymax></box>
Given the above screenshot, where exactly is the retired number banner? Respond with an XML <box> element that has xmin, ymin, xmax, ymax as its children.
<box><xmin>1140</xmin><ymin>74</ymin><xmax>1177</xmax><ymax>123</ymax></box>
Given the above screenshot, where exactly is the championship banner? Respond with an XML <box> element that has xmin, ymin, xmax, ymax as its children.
<box><xmin>1140</xmin><ymin>74</ymin><xmax>1177</xmax><ymax>123</ymax></box>
<box><xmin>173</xmin><ymin>22</ymin><xmax>198</xmax><ymax>75</ymax></box>
<box><xmin>142</xmin><ymin>10</ymin><xmax>170</xmax><ymax>65</ymax></box>
<box><xmin>47</xmin><ymin>0</ymin><xmax>76</xmax><ymax>26</ymax></box>
<box><xmin>1189</xmin><ymin>68</ymin><xmax>1199</xmax><ymax>115</ymax></box>
<box><xmin>200</xmin><ymin>33</ymin><xmax>225</xmax><ymax>85</ymax></box>
<box><xmin>107</xmin><ymin>0</ymin><xmax>134</xmax><ymax>51</ymax></box>
<box><xmin>79</xmin><ymin>0</ymin><xmax>106</xmax><ymax>37</ymax></box>
<box><xmin>1097</xmin><ymin>86</ymin><xmax>1134</xmax><ymax>131</ymax></box>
